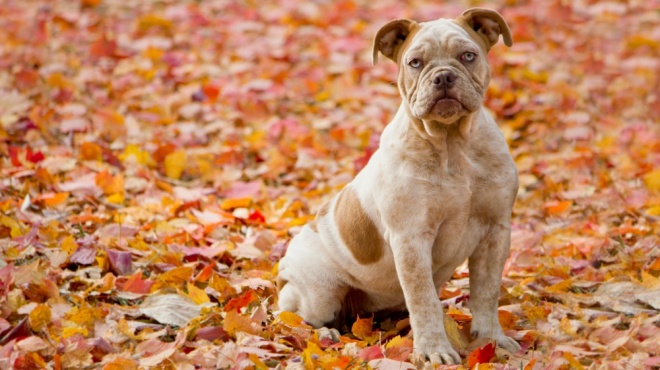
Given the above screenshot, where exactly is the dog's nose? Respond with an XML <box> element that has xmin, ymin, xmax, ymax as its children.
<box><xmin>433</xmin><ymin>71</ymin><xmax>457</xmax><ymax>88</ymax></box>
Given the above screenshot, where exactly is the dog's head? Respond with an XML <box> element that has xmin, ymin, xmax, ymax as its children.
<box><xmin>373</xmin><ymin>8</ymin><xmax>512</xmax><ymax>124</ymax></box>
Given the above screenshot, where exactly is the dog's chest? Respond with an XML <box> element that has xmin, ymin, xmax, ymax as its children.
<box><xmin>428</xmin><ymin>147</ymin><xmax>516</xmax><ymax>263</ymax></box>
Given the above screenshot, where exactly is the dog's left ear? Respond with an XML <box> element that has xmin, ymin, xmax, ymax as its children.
<box><xmin>372</xmin><ymin>19</ymin><xmax>418</xmax><ymax>65</ymax></box>
<box><xmin>457</xmin><ymin>8</ymin><xmax>513</xmax><ymax>50</ymax></box>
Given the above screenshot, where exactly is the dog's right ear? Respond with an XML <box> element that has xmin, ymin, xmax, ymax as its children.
<box><xmin>372</xmin><ymin>19</ymin><xmax>417</xmax><ymax>65</ymax></box>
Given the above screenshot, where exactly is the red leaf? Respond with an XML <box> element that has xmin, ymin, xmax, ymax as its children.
<box><xmin>8</xmin><ymin>146</ymin><xmax>22</xmax><ymax>166</ymax></box>
<box><xmin>25</xmin><ymin>147</ymin><xmax>45</xmax><ymax>163</ymax></box>
<box><xmin>467</xmin><ymin>342</ymin><xmax>496</xmax><ymax>367</ymax></box>
<box><xmin>119</xmin><ymin>270</ymin><xmax>154</xmax><ymax>294</ymax></box>
<box><xmin>224</xmin><ymin>289</ymin><xmax>257</xmax><ymax>312</ymax></box>
<box><xmin>247</xmin><ymin>210</ymin><xmax>266</xmax><ymax>223</ymax></box>
<box><xmin>358</xmin><ymin>345</ymin><xmax>383</xmax><ymax>361</ymax></box>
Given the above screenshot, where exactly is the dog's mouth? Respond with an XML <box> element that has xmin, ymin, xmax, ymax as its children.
<box><xmin>426</xmin><ymin>92</ymin><xmax>465</xmax><ymax>117</ymax></box>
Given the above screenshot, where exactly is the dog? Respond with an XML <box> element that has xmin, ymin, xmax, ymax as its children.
<box><xmin>276</xmin><ymin>8</ymin><xmax>521</xmax><ymax>365</ymax></box>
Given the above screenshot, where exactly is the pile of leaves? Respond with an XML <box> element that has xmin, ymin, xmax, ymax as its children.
<box><xmin>0</xmin><ymin>0</ymin><xmax>658</xmax><ymax>368</ymax></box>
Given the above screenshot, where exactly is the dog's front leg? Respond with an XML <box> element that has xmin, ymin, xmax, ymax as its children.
<box><xmin>468</xmin><ymin>223</ymin><xmax>521</xmax><ymax>353</ymax></box>
<box><xmin>391</xmin><ymin>235</ymin><xmax>461</xmax><ymax>365</ymax></box>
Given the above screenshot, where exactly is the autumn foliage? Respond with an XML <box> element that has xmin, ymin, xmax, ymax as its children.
<box><xmin>0</xmin><ymin>0</ymin><xmax>659</xmax><ymax>369</ymax></box>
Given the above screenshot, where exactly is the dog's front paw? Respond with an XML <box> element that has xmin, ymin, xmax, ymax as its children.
<box><xmin>317</xmin><ymin>327</ymin><xmax>340</xmax><ymax>342</ymax></box>
<box><xmin>471</xmin><ymin>328</ymin><xmax>521</xmax><ymax>354</ymax></box>
<box><xmin>411</xmin><ymin>344</ymin><xmax>461</xmax><ymax>367</ymax></box>
<box><xmin>493</xmin><ymin>334</ymin><xmax>521</xmax><ymax>353</ymax></box>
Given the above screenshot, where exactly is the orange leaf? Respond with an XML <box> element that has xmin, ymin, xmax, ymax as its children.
<box><xmin>467</xmin><ymin>342</ymin><xmax>495</xmax><ymax>367</ymax></box>
<box><xmin>220</xmin><ymin>197</ymin><xmax>252</xmax><ymax>210</ymax></box>
<box><xmin>224</xmin><ymin>289</ymin><xmax>257</xmax><ymax>312</ymax></box>
<box><xmin>194</xmin><ymin>262</ymin><xmax>216</xmax><ymax>283</ymax></box>
<box><xmin>498</xmin><ymin>310</ymin><xmax>518</xmax><ymax>331</ymax></box>
<box><xmin>384</xmin><ymin>335</ymin><xmax>413</xmax><ymax>361</ymax></box>
<box><xmin>41</xmin><ymin>192</ymin><xmax>69</xmax><ymax>206</ymax></box>
<box><xmin>523</xmin><ymin>358</ymin><xmax>537</xmax><ymax>370</ymax></box>
<box><xmin>79</xmin><ymin>142</ymin><xmax>103</xmax><ymax>161</ymax></box>
<box><xmin>351</xmin><ymin>315</ymin><xmax>375</xmax><ymax>340</ymax></box>
<box><xmin>95</xmin><ymin>170</ymin><xmax>124</xmax><ymax>195</ymax></box>
<box><xmin>223</xmin><ymin>309</ymin><xmax>255</xmax><ymax>335</ymax></box>
<box><xmin>102</xmin><ymin>358</ymin><xmax>138</xmax><ymax>370</ymax></box>
<box><xmin>120</xmin><ymin>270</ymin><xmax>154</xmax><ymax>294</ymax></box>
<box><xmin>544</xmin><ymin>200</ymin><xmax>572</xmax><ymax>215</ymax></box>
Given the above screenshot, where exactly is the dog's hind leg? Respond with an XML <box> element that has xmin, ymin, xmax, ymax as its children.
<box><xmin>277</xmin><ymin>226</ymin><xmax>346</xmax><ymax>328</ymax></box>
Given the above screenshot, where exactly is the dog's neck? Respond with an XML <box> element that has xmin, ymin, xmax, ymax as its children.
<box><xmin>380</xmin><ymin>103</ymin><xmax>483</xmax><ymax>173</ymax></box>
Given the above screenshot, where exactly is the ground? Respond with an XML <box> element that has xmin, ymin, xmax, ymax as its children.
<box><xmin>0</xmin><ymin>0</ymin><xmax>659</xmax><ymax>369</ymax></box>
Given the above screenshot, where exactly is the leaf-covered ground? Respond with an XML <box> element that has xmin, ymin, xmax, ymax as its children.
<box><xmin>1</xmin><ymin>0</ymin><xmax>659</xmax><ymax>368</ymax></box>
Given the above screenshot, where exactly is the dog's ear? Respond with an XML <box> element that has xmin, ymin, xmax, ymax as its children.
<box><xmin>457</xmin><ymin>8</ymin><xmax>512</xmax><ymax>50</ymax></box>
<box><xmin>372</xmin><ymin>19</ymin><xmax>417</xmax><ymax>65</ymax></box>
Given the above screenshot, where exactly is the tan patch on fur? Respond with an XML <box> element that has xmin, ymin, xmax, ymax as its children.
<box><xmin>275</xmin><ymin>276</ymin><xmax>287</xmax><ymax>293</ymax></box>
<box><xmin>334</xmin><ymin>187</ymin><xmax>383</xmax><ymax>264</ymax></box>
<box><xmin>309</xmin><ymin>200</ymin><xmax>330</xmax><ymax>233</ymax></box>
<box><xmin>318</xmin><ymin>201</ymin><xmax>330</xmax><ymax>216</ymax></box>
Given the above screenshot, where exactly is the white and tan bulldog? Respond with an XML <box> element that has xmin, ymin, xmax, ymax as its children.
<box><xmin>277</xmin><ymin>8</ymin><xmax>520</xmax><ymax>365</ymax></box>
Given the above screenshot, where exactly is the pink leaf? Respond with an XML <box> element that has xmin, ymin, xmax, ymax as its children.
<box><xmin>70</xmin><ymin>247</ymin><xmax>96</xmax><ymax>265</ymax></box>
<box><xmin>107</xmin><ymin>249</ymin><xmax>133</xmax><ymax>276</ymax></box>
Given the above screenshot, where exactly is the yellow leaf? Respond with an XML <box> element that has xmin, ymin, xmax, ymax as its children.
<box><xmin>164</xmin><ymin>149</ymin><xmax>186</xmax><ymax>179</ymax></box>
<box><xmin>248</xmin><ymin>353</ymin><xmax>268</xmax><ymax>370</ymax></box>
<box><xmin>29</xmin><ymin>304</ymin><xmax>52</xmax><ymax>331</ymax></box>
<box><xmin>302</xmin><ymin>341</ymin><xmax>324</xmax><ymax>369</ymax></box>
<box><xmin>61</xmin><ymin>235</ymin><xmax>78</xmax><ymax>255</ymax></box>
<box><xmin>157</xmin><ymin>265</ymin><xmax>193</xmax><ymax>285</ymax></box>
<box><xmin>545</xmin><ymin>278</ymin><xmax>573</xmax><ymax>293</ymax></box>
<box><xmin>66</xmin><ymin>304</ymin><xmax>107</xmax><ymax>329</ymax></box>
<box><xmin>563</xmin><ymin>352</ymin><xmax>584</xmax><ymax>370</ymax></box>
<box><xmin>560</xmin><ymin>316</ymin><xmax>577</xmax><ymax>336</ymax></box>
<box><xmin>186</xmin><ymin>282</ymin><xmax>210</xmax><ymax>304</ymax></box>
<box><xmin>647</xmin><ymin>206</ymin><xmax>660</xmax><ymax>217</ymax></box>
<box><xmin>0</xmin><ymin>215</ymin><xmax>25</xmax><ymax>237</ymax></box>
<box><xmin>276</xmin><ymin>311</ymin><xmax>307</xmax><ymax>328</ymax></box>
<box><xmin>120</xmin><ymin>144</ymin><xmax>152</xmax><ymax>165</ymax></box>
<box><xmin>443</xmin><ymin>314</ymin><xmax>467</xmax><ymax>350</ymax></box>
<box><xmin>143</xmin><ymin>46</ymin><xmax>164</xmax><ymax>61</ymax></box>
<box><xmin>138</xmin><ymin>14</ymin><xmax>174</xmax><ymax>31</ymax></box>
<box><xmin>627</xmin><ymin>35</ymin><xmax>659</xmax><ymax>50</ymax></box>
<box><xmin>385</xmin><ymin>335</ymin><xmax>413</xmax><ymax>349</ymax></box>
<box><xmin>62</xmin><ymin>326</ymin><xmax>88</xmax><ymax>339</ymax></box>
<box><xmin>106</xmin><ymin>192</ymin><xmax>125</xmax><ymax>204</ymax></box>
<box><xmin>644</xmin><ymin>170</ymin><xmax>660</xmax><ymax>192</ymax></box>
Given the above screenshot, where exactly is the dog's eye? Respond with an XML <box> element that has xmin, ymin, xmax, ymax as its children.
<box><xmin>408</xmin><ymin>59</ymin><xmax>422</xmax><ymax>68</ymax></box>
<box><xmin>461</xmin><ymin>52</ymin><xmax>476</xmax><ymax>62</ymax></box>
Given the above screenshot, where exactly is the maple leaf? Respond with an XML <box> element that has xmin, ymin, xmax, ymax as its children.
<box><xmin>467</xmin><ymin>342</ymin><xmax>496</xmax><ymax>367</ymax></box>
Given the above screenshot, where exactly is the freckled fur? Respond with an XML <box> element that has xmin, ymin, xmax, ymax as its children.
<box><xmin>277</xmin><ymin>8</ymin><xmax>519</xmax><ymax>365</ymax></box>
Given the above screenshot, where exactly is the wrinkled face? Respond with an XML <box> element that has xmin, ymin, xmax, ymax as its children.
<box><xmin>399</xmin><ymin>20</ymin><xmax>490</xmax><ymax>123</ymax></box>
